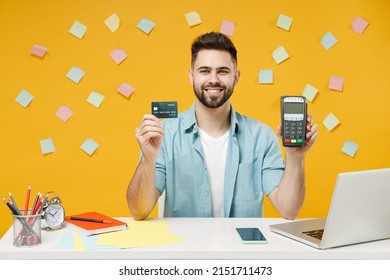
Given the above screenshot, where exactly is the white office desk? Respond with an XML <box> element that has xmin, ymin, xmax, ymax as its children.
<box><xmin>1</xmin><ymin>218</ymin><xmax>389</xmax><ymax>260</ymax></box>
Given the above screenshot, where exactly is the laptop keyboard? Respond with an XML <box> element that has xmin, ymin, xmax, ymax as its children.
<box><xmin>302</xmin><ymin>229</ymin><xmax>324</xmax><ymax>240</ymax></box>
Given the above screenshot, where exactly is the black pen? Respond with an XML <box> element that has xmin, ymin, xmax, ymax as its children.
<box><xmin>70</xmin><ymin>216</ymin><xmax>112</xmax><ymax>224</ymax></box>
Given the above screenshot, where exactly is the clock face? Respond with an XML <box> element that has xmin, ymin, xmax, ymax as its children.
<box><xmin>44</xmin><ymin>204</ymin><xmax>65</xmax><ymax>228</ymax></box>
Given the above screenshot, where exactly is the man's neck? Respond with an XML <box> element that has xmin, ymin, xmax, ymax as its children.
<box><xmin>195</xmin><ymin>99</ymin><xmax>231</xmax><ymax>138</ymax></box>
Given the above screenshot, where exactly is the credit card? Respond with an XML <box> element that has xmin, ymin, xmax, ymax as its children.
<box><xmin>151</xmin><ymin>101</ymin><xmax>178</xmax><ymax>118</ymax></box>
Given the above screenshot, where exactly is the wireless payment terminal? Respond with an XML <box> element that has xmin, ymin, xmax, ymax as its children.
<box><xmin>281</xmin><ymin>96</ymin><xmax>307</xmax><ymax>147</ymax></box>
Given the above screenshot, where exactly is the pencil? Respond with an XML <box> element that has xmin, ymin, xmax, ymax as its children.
<box><xmin>24</xmin><ymin>185</ymin><xmax>31</xmax><ymax>215</ymax></box>
<box><xmin>2</xmin><ymin>197</ymin><xmax>18</xmax><ymax>215</ymax></box>
<box><xmin>69</xmin><ymin>216</ymin><xmax>112</xmax><ymax>224</ymax></box>
<box><xmin>8</xmin><ymin>192</ymin><xmax>20</xmax><ymax>214</ymax></box>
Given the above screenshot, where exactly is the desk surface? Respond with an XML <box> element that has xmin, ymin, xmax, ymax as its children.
<box><xmin>1</xmin><ymin>218</ymin><xmax>390</xmax><ymax>260</ymax></box>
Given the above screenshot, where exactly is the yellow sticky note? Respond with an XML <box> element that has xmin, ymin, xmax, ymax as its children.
<box><xmin>104</xmin><ymin>13</ymin><xmax>120</xmax><ymax>32</ymax></box>
<box><xmin>73</xmin><ymin>232</ymin><xmax>86</xmax><ymax>250</ymax></box>
<box><xmin>185</xmin><ymin>11</ymin><xmax>202</xmax><ymax>27</ymax></box>
<box><xmin>97</xmin><ymin>220</ymin><xmax>182</xmax><ymax>249</ymax></box>
<box><xmin>323</xmin><ymin>113</ymin><xmax>340</xmax><ymax>131</ymax></box>
<box><xmin>302</xmin><ymin>84</ymin><xmax>318</xmax><ymax>102</ymax></box>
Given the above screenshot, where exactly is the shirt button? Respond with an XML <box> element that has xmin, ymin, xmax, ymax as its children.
<box><xmin>205</xmin><ymin>191</ymin><xmax>209</xmax><ymax>196</ymax></box>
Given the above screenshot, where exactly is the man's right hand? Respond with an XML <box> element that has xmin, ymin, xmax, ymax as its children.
<box><xmin>135</xmin><ymin>114</ymin><xmax>164</xmax><ymax>163</ymax></box>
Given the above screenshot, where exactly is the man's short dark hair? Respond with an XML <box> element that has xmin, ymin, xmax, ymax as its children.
<box><xmin>191</xmin><ymin>32</ymin><xmax>237</xmax><ymax>67</ymax></box>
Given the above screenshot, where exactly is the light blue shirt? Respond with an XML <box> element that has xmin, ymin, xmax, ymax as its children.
<box><xmin>154</xmin><ymin>103</ymin><xmax>285</xmax><ymax>217</ymax></box>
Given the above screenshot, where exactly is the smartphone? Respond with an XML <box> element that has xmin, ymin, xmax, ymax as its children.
<box><xmin>236</xmin><ymin>227</ymin><xmax>268</xmax><ymax>244</ymax></box>
<box><xmin>281</xmin><ymin>96</ymin><xmax>307</xmax><ymax>147</ymax></box>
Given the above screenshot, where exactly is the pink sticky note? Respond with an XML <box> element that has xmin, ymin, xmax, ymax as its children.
<box><xmin>352</xmin><ymin>16</ymin><xmax>369</xmax><ymax>35</ymax></box>
<box><xmin>329</xmin><ymin>76</ymin><xmax>344</xmax><ymax>91</ymax></box>
<box><xmin>220</xmin><ymin>20</ymin><xmax>235</xmax><ymax>36</ymax></box>
<box><xmin>117</xmin><ymin>82</ymin><xmax>134</xmax><ymax>98</ymax></box>
<box><xmin>110</xmin><ymin>48</ymin><xmax>128</xmax><ymax>65</ymax></box>
<box><xmin>55</xmin><ymin>105</ymin><xmax>73</xmax><ymax>123</ymax></box>
<box><xmin>30</xmin><ymin>44</ymin><xmax>48</xmax><ymax>58</ymax></box>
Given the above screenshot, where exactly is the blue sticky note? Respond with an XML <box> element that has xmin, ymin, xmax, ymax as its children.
<box><xmin>69</xmin><ymin>20</ymin><xmax>87</xmax><ymax>39</ymax></box>
<box><xmin>66</xmin><ymin>66</ymin><xmax>85</xmax><ymax>84</ymax></box>
<box><xmin>137</xmin><ymin>18</ymin><xmax>156</xmax><ymax>34</ymax></box>
<box><xmin>80</xmin><ymin>138</ymin><xmax>99</xmax><ymax>156</ymax></box>
<box><xmin>341</xmin><ymin>141</ymin><xmax>359</xmax><ymax>158</ymax></box>
<box><xmin>87</xmin><ymin>92</ymin><xmax>105</xmax><ymax>108</ymax></box>
<box><xmin>259</xmin><ymin>70</ymin><xmax>273</xmax><ymax>84</ymax></box>
<box><xmin>40</xmin><ymin>138</ymin><xmax>55</xmax><ymax>155</ymax></box>
<box><xmin>276</xmin><ymin>14</ymin><xmax>293</xmax><ymax>31</ymax></box>
<box><xmin>321</xmin><ymin>31</ymin><xmax>338</xmax><ymax>50</ymax></box>
<box><xmin>15</xmin><ymin>89</ymin><xmax>34</xmax><ymax>108</ymax></box>
<box><xmin>55</xmin><ymin>231</ymin><xmax>75</xmax><ymax>249</ymax></box>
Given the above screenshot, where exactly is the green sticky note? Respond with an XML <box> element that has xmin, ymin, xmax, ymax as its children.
<box><xmin>302</xmin><ymin>84</ymin><xmax>318</xmax><ymax>102</ymax></box>
<box><xmin>40</xmin><ymin>138</ymin><xmax>55</xmax><ymax>155</ymax></box>
<box><xmin>276</xmin><ymin>14</ymin><xmax>293</xmax><ymax>31</ymax></box>
<box><xmin>87</xmin><ymin>92</ymin><xmax>105</xmax><ymax>108</ymax></box>
<box><xmin>341</xmin><ymin>141</ymin><xmax>359</xmax><ymax>158</ymax></box>
<box><xmin>272</xmin><ymin>46</ymin><xmax>289</xmax><ymax>64</ymax></box>
<box><xmin>69</xmin><ymin>20</ymin><xmax>87</xmax><ymax>39</ymax></box>
<box><xmin>259</xmin><ymin>70</ymin><xmax>273</xmax><ymax>84</ymax></box>
<box><xmin>323</xmin><ymin>113</ymin><xmax>340</xmax><ymax>131</ymax></box>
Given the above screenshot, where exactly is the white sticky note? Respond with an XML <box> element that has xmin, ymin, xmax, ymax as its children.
<box><xmin>55</xmin><ymin>105</ymin><xmax>73</xmax><ymax>123</ymax></box>
<box><xmin>66</xmin><ymin>66</ymin><xmax>85</xmax><ymax>84</ymax></box>
<box><xmin>272</xmin><ymin>46</ymin><xmax>289</xmax><ymax>64</ymax></box>
<box><xmin>117</xmin><ymin>82</ymin><xmax>135</xmax><ymax>98</ymax></box>
<box><xmin>110</xmin><ymin>48</ymin><xmax>128</xmax><ymax>65</ymax></box>
<box><xmin>40</xmin><ymin>138</ymin><xmax>55</xmax><ymax>155</ymax></box>
<box><xmin>321</xmin><ymin>31</ymin><xmax>338</xmax><ymax>50</ymax></box>
<box><xmin>259</xmin><ymin>70</ymin><xmax>273</xmax><ymax>84</ymax></box>
<box><xmin>184</xmin><ymin>11</ymin><xmax>202</xmax><ymax>27</ymax></box>
<box><xmin>302</xmin><ymin>84</ymin><xmax>318</xmax><ymax>102</ymax></box>
<box><xmin>80</xmin><ymin>138</ymin><xmax>99</xmax><ymax>156</ymax></box>
<box><xmin>323</xmin><ymin>113</ymin><xmax>340</xmax><ymax>131</ymax></box>
<box><xmin>30</xmin><ymin>44</ymin><xmax>48</xmax><ymax>58</ymax></box>
<box><xmin>276</xmin><ymin>14</ymin><xmax>293</xmax><ymax>31</ymax></box>
<box><xmin>341</xmin><ymin>141</ymin><xmax>359</xmax><ymax>158</ymax></box>
<box><xmin>87</xmin><ymin>92</ymin><xmax>105</xmax><ymax>108</ymax></box>
<box><xmin>69</xmin><ymin>20</ymin><xmax>87</xmax><ymax>39</ymax></box>
<box><xmin>15</xmin><ymin>89</ymin><xmax>34</xmax><ymax>108</ymax></box>
<box><xmin>220</xmin><ymin>20</ymin><xmax>235</xmax><ymax>36</ymax></box>
<box><xmin>351</xmin><ymin>16</ymin><xmax>369</xmax><ymax>35</ymax></box>
<box><xmin>329</xmin><ymin>76</ymin><xmax>344</xmax><ymax>92</ymax></box>
<box><xmin>137</xmin><ymin>18</ymin><xmax>156</xmax><ymax>35</ymax></box>
<box><xmin>104</xmin><ymin>13</ymin><xmax>120</xmax><ymax>32</ymax></box>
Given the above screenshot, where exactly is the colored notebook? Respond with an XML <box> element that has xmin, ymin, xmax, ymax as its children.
<box><xmin>64</xmin><ymin>211</ymin><xmax>128</xmax><ymax>236</ymax></box>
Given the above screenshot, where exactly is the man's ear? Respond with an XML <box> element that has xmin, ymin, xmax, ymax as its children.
<box><xmin>234</xmin><ymin>70</ymin><xmax>241</xmax><ymax>86</ymax></box>
<box><xmin>188</xmin><ymin>69</ymin><xmax>194</xmax><ymax>86</ymax></box>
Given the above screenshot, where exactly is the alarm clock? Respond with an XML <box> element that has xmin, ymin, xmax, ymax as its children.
<box><xmin>42</xmin><ymin>192</ymin><xmax>65</xmax><ymax>230</ymax></box>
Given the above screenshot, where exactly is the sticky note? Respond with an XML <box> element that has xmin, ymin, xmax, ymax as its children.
<box><xmin>80</xmin><ymin>138</ymin><xmax>99</xmax><ymax>156</ymax></box>
<box><xmin>40</xmin><ymin>138</ymin><xmax>55</xmax><ymax>155</ymax></box>
<box><xmin>342</xmin><ymin>141</ymin><xmax>359</xmax><ymax>158</ymax></box>
<box><xmin>117</xmin><ymin>82</ymin><xmax>135</xmax><ymax>98</ymax></box>
<box><xmin>137</xmin><ymin>18</ymin><xmax>156</xmax><ymax>34</ymax></box>
<box><xmin>351</xmin><ymin>16</ymin><xmax>369</xmax><ymax>35</ymax></box>
<box><xmin>329</xmin><ymin>75</ymin><xmax>344</xmax><ymax>91</ymax></box>
<box><xmin>220</xmin><ymin>20</ymin><xmax>235</xmax><ymax>36</ymax></box>
<box><xmin>55</xmin><ymin>105</ymin><xmax>73</xmax><ymax>123</ymax></box>
<box><xmin>66</xmin><ymin>66</ymin><xmax>85</xmax><ymax>84</ymax></box>
<box><xmin>184</xmin><ymin>11</ymin><xmax>202</xmax><ymax>27</ymax></box>
<box><xmin>30</xmin><ymin>44</ymin><xmax>48</xmax><ymax>58</ymax></box>
<box><xmin>87</xmin><ymin>92</ymin><xmax>105</xmax><ymax>108</ymax></box>
<box><xmin>302</xmin><ymin>84</ymin><xmax>318</xmax><ymax>102</ymax></box>
<box><xmin>110</xmin><ymin>48</ymin><xmax>127</xmax><ymax>65</ymax></box>
<box><xmin>69</xmin><ymin>20</ymin><xmax>87</xmax><ymax>39</ymax></box>
<box><xmin>272</xmin><ymin>46</ymin><xmax>289</xmax><ymax>64</ymax></box>
<box><xmin>323</xmin><ymin>113</ymin><xmax>340</xmax><ymax>131</ymax></box>
<box><xmin>104</xmin><ymin>13</ymin><xmax>120</xmax><ymax>32</ymax></box>
<box><xmin>259</xmin><ymin>70</ymin><xmax>273</xmax><ymax>84</ymax></box>
<box><xmin>15</xmin><ymin>89</ymin><xmax>34</xmax><ymax>108</ymax></box>
<box><xmin>276</xmin><ymin>14</ymin><xmax>293</xmax><ymax>31</ymax></box>
<box><xmin>320</xmin><ymin>31</ymin><xmax>337</xmax><ymax>50</ymax></box>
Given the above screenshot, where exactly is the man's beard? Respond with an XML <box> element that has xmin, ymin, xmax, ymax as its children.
<box><xmin>193</xmin><ymin>82</ymin><xmax>234</xmax><ymax>109</ymax></box>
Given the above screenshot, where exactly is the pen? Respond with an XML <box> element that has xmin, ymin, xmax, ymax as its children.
<box><xmin>70</xmin><ymin>216</ymin><xmax>112</xmax><ymax>224</ymax></box>
<box><xmin>24</xmin><ymin>185</ymin><xmax>31</xmax><ymax>215</ymax></box>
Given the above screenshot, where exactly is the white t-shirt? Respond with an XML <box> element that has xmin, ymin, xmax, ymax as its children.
<box><xmin>198</xmin><ymin>128</ymin><xmax>229</xmax><ymax>217</ymax></box>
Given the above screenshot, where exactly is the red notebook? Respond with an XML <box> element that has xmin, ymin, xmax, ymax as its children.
<box><xmin>64</xmin><ymin>211</ymin><xmax>128</xmax><ymax>236</ymax></box>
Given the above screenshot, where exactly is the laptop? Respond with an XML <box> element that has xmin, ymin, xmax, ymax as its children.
<box><xmin>269</xmin><ymin>168</ymin><xmax>390</xmax><ymax>249</ymax></box>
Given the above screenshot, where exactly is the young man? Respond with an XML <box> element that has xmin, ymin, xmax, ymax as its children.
<box><xmin>126</xmin><ymin>32</ymin><xmax>318</xmax><ymax>220</ymax></box>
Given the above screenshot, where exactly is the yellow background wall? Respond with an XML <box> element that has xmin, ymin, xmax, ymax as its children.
<box><xmin>1</xmin><ymin>0</ymin><xmax>389</xmax><ymax>238</ymax></box>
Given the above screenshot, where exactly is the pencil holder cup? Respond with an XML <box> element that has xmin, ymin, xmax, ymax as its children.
<box><xmin>12</xmin><ymin>212</ymin><xmax>41</xmax><ymax>247</ymax></box>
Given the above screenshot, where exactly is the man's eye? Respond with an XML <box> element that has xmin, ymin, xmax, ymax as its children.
<box><xmin>200</xmin><ymin>70</ymin><xmax>209</xmax><ymax>74</ymax></box>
